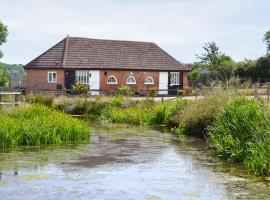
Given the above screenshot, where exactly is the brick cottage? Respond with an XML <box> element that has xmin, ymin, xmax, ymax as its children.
<box><xmin>24</xmin><ymin>37</ymin><xmax>191</xmax><ymax>95</ymax></box>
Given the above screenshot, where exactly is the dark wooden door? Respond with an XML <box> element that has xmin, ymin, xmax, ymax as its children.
<box><xmin>168</xmin><ymin>71</ymin><xmax>183</xmax><ymax>95</ymax></box>
<box><xmin>65</xmin><ymin>70</ymin><xmax>75</xmax><ymax>89</ymax></box>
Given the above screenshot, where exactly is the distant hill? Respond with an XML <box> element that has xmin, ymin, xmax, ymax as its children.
<box><xmin>0</xmin><ymin>62</ymin><xmax>26</xmax><ymax>77</ymax></box>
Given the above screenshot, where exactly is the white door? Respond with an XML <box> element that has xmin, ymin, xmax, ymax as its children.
<box><xmin>89</xmin><ymin>70</ymin><xmax>100</xmax><ymax>95</ymax></box>
<box><xmin>159</xmin><ymin>72</ymin><xmax>168</xmax><ymax>95</ymax></box>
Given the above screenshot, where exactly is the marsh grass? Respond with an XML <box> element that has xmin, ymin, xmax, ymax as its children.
<box><xmin>171</xmin><ymin>88</ymin><xmax>238</xmax><ymax>136</ymax></box>
<box><xmin>208</xmin><ymin>97</ymin><xmax>270</xmax><ymax>175</ymax></box>
<box><xmin>26</xmin><ymin>94</ymin><xmax>53</xmax><ymax>107</ymax></box>
<box><xmin>0</xmin><ymin>105</ymin><xmax>91</xmax><ymax>149</ymax></box>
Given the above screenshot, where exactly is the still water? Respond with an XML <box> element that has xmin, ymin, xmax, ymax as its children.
<box><xmin>0</xmin><ymin>125</ymin><xmax>270</xmax><ymax>200</ymax></box>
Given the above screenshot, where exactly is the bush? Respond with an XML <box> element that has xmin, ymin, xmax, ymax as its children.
<box><xmin>208</xmin><ymin>97</ymin><xmax>270</xmax><ymax>175</ymax></box>
<box><xmin>72</xmin><ymin>82</ymin><xmax>89</xmax><ymax>95</ymax></box>
<box><xmin>26</xmin><ymin>94</ymin><xmax>53</xmax><ymax>107</ymax></box>
<box><xmin>0</xmin><ymin>105</ymin><xmax>91</xmax><ymax>149</ymax></box>
<box><xmin>99</xmin><ymin>98</ymin><xmax>186</xmax><ymax>126</ymax></box>
<box><xmin>118</xmin><ymin>85</ymin><xmax>131</xmax><ymax>96</ymax></box>
<box><xmin>171</xmin><ymin>89</ymin><xmax>233</xmax><ymax>136</ymax></box>
<box><xmin>55</xmin><ymin>100</ymin><xmax>89</xmax><ymax>115</ymax></box>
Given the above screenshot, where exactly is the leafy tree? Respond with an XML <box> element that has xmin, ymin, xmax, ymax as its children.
<box><xmin>196</xmin><ymin>42</ymin><xmax>222</xmax><ymax>70</ymax></box>
<box><xmin>263</xmin><ymin>31</ymin><xmax>270</xmax><ymax>55</ymax></box>
<box><xmin>194</xmin><ymin>42</ymin><xmax>236</xmax><ymax>84</ymax></box>
<box><xmin>188</xmin><ymin>69</ymin><xmax>200</xmax><ymax>81</ymax></box>
<box><xmin>0</xmin><ymin>21</ymin><xmax>8</xmax><ymax>86</ymax></box>
<box><xmin>0</xmin><ymin>69</ymin><xmax>7</xmax><ymax>86</ymax></box>
<box><xmin>0</xmin><ymin>21</ymin><xmax>8</xmax><ymax>59</ymax></box>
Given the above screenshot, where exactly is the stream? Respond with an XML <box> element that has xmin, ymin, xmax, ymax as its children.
<box><xmin>0</xmin><ymin>125</ymin><xmax>270</xmax><ymax>200</ymax></box>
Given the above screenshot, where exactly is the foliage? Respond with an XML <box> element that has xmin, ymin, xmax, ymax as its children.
<box><xmin>188</xmin><ymin>69</ymin><xmax>200</xmax><ymax>81</ymax></box>
<box><xmin>235</xmin><ymin>56</ymin><xmax>270</xmax><ymax>82</ymax></box>
<box><xmin>100</xmin><ymin>98</ymin><xmax>186</xmax><ymax>126</ymax></box>
<box><xmin>0</xmin><ymin>62</ymin><xmax>25</xmax><ymax>76</ymax></box>
<box><xmin>171</xmin><ymin>89</ymin><xmax>234</xmax><ymax>136</ymax></box>
<box><xmin>148</xmin><ymin>86</ymin><xmax>157</xmax><ymax>96</ymax></box>
<box><xmin>26</xmin><ymin>94</ymin><xmax>53</xmax><ymax>107</ymax></box>
<box><xmin>0</xmin><ymin>20</ymin><xmax>8</xmax><ymax>59</ymax></box>
<box><xmin>264</xmin><ymin>31</ymin><xmax>270</xmax><ymax>55</ymax></box>
<box><xmin>0</xmin><ymin>105</ymin><xmax>91</xmax><ymax>149</ymax></box>
<box><xmin>118</xmin><ymin>85</ymin><xmax>131</xmax><ymax>96</ymax></box>
<box><xmin>55</xmin><ymin>99</ymin><xmax>89</xmax><ymax>115</ymax></box>
<box><xmin>196</xmin><ymin>42</ymin><xmax>222</xmax><ymax>67</ymax></box>
<box><xmin>72</xmin><ymin>82</ymin><xmax>89</xmax><ymax>95</ymax></box>
<box><xmin>208</xmin><ymin>97</ymin><xmax>270</xmax><ymax>175</ymax></box>
<box><xmin>194</xmin><ymin>42</ymin><xmax>236</xmax><ymax>84</ymax></box>
<box><xmin>0</xmin><ymin>66</ymin><xmax>8</xmax><ymax>86</ymax></box>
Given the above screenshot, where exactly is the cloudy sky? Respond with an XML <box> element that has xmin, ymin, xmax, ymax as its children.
<box><xmin>0</xmin><ymin>0</ymin><xmax>269</xmax><ymax>64</ymax></box>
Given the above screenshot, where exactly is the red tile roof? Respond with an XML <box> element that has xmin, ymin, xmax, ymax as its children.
<box><xmin>24</xmin><ymin>37</ymin><xmax>190</xmax><ymax>71</ymax></box>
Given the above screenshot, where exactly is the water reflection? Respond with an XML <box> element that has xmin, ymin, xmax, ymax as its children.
<box><xmin>0</xmin><ymin>124</ymin><xmax>269</xmax><ymax>199</ymax></box>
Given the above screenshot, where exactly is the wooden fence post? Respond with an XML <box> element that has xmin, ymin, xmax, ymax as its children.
<box><xmin>267</xmin><ymin>84</ymin><xmax>270</xmax><ymax>101</ymax></box>
<box><xmin>15</xmin><ymin>94</ymin><xmax>19</xmax><ymax>106</ymax></box>
<box><xmin>254</xmin><ymin>85</ymin><xmax>258</xmax><ymax>99</ymax></box>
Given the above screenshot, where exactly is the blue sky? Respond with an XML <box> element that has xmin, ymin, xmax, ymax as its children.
<box><xmin>0</xmin><ymin>0</ymin><xmax>269</xmax><ymax>64</ymax></box>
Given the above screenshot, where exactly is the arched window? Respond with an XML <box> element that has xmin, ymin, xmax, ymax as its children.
<box><xmin>126</xmin><ymin>76</ymin><xmax>136</xmax><ymax>84</ymax></box>
<box><xmin>144</xmin><ymin>76</ymin><xmax>154</xmax><ymax>84</ymax></box>
<box><xmin>107</xmin><ymin>76</ymin><xmax>118</xmax><ymax>84</ymax></box>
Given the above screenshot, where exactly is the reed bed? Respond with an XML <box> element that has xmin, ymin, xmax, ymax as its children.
<box><xmin>0</xmin><ymin>105</ymin><xmax>91</xmax><ymax>149</ymax></box>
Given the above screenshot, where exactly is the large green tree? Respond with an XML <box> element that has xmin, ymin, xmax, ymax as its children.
<box><xmin>0</xmin><ymin>20</ymin><xmax>8</xmax><ymax>86</ymax></box>
<box><xmin>196</xmin><ymin>42</ymin><xmax>222</xmax><ymax>70</ymax></box>
<box><xmin>263</xmin><ymin>31</ymin><xmax>270</xmax><ymax>55</ymax></box>
<box><xmin>193</xmin><ymin>42</ymin><xmax>236</xmax><ymax>83</ymax></box>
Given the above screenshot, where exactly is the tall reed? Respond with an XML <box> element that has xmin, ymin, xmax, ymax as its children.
<box><xmin>0</xmin><ymin>105</ymin><xmax>91</xmax><ymax>149</ymax></box>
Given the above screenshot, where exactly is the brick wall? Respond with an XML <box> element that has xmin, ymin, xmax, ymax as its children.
<box><xmin>26</xmin><ymin>69</ymin><xmax>189</xmax><ymax>93</ymax></box>
<box><xmin>183</xmin><ymin>71</ymin><xmax>189</xmax><ymax>89</ymax></box>
<box><xmin>100</xmin><ymin>70</ymin><xmax>159</xmax><ymax>91</ymax></box>
<box><xmin>26</xmin><ymin>69</ymin><xmax>64</xmax><ymax>91</ymax></box>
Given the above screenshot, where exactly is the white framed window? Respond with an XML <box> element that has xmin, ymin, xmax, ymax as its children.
<box><xmin>170</xmin><ymin>72</ymin><xmax>180</xmax><ymax>85</ymax></box>
<box><xmin>48</xmin><ymin>71</ymin><xmax>57</xmax><ymax>83</ymax></box>
<box><xmin>144</xmin><ymin>76</ymin><xmax>154</xmax><ymax>84</ymax></box>
<box><xmin>107</xmin><ymin>76</ymin><xmax>118</xmax><ymax>84</ymax></box>
<box><xmin>75</xmin><ymin>70</ymin><xmax>90</xmax><ymax>84</ymax></box>
<box><xmin>126</xmin><ymin>76</ymin><xmax>136</xmax><ymax>84</ymax></box>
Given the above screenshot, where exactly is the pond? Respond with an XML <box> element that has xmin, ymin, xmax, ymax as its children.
<box><xmin>0</xmin><ymin>124</ymin><xmax>270</xmax><ymax>200</ymax></box>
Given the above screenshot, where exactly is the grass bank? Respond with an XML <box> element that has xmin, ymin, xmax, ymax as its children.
<box><xmin>0</xmin><ymin>105</ymin><xmax>91</xmax><ymax>149</ymax></box>
<box><xmin>27</xmin><ymin>92</ymin><xmax>270</xmax><ymax>175</ymax></box>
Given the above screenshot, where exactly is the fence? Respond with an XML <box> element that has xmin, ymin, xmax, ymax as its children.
<box><xmin>0</xmin><ymin>92</ymin><xmax>21</xmax><ymax>106</ymax></box>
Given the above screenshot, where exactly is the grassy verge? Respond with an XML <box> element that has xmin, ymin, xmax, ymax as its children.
<box><xmin>0</xmin><ymin>105</ymin><xmax>91</xmax><ymax>149</ymax></box>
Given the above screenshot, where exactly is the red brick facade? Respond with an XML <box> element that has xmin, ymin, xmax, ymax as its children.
<box><xmin>183</xmin><ymin>72</ymin><xmax>189</xmax><ymax>89</ymax></box>
<box><xmin>100</xmin><ymin>70</ymin><xmax>159</xmax><ymax>91</ymax></box>
<box><xmin>26</xmin><ymin>69</ymin><xmax>65</xmax><ymax>92</ymax></box>
<box><xmin>26</xmin><ymin>69</ymin><xmax>189</xmax><ymax>93</ymax></box>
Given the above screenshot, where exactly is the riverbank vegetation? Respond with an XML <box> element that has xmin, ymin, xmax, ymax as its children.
<box><xmin>4</xmin><ymin>90</ymin><xmax>270</xmax><ymax>175</ymax></box>
<box><xmin>0</xmin><ymin>105</ymin><xmax>91</xmax><ymax>149</ymax></box>
<box><xmin>49</xmin><ymin>91</ymin><xmax>270</xmax><ymax>175</ymax></box>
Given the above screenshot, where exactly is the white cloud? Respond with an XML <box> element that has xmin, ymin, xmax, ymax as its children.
<box><xmin>0</xmin><ymin>0</ymin><xmax>269</xmax><ymax>64</ymax></box>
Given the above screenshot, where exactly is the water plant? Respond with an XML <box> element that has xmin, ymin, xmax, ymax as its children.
<box><xmin>171</xmin><ymin>89</ymin><xmax>233</xmax><ymax>136</ymax></box>
<box><xmin>208</xmin><ymin>97</ymin><xmax>270</xmax><ymax>175</ymax></box>
<box><xmin>0</xmin><ymin>105</ymin><xmax>91</xmax><ymax>149</ymax></box>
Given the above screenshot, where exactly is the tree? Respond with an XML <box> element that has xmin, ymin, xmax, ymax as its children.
<box><xmin>194</xmin><ymin>42</ymin><xmax>236</xmax><ymax>84</ymax></box>
<box><xmin>263</xmin><ymin>31</ymin><xmax>270</xmax><ymax>55</ymax></box>
<box><xmin>196</xmin><ymin>42</ymin><xmax>222</xmax><ymax>70</ymax></box>
<box><xmin>0</xmin><ymin>21</ymin><xmax>8</xmax><ymax>86</ymax></box>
